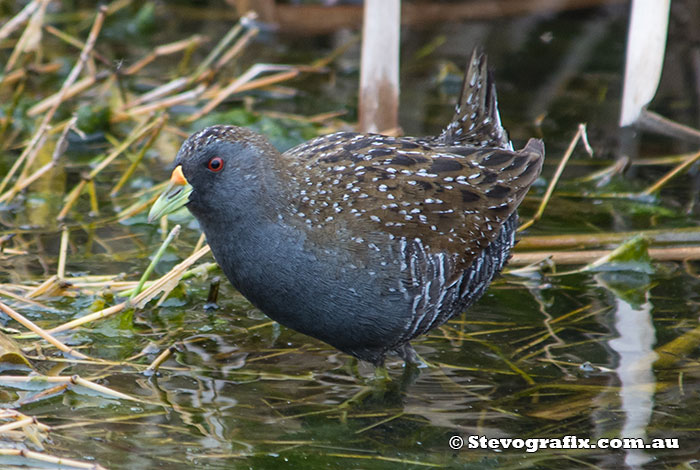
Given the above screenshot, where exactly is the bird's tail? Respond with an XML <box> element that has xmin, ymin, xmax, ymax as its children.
<box><xmin>439</xmin><ymin>49</ymin><xmax>510</xmax><ymax>149</ymax></box>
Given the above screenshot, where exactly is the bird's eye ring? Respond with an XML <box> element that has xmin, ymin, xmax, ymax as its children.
<box><xmin>207</xmin><ymin>156</ymin><xmax>224</xmax><ymax>172</ymax></box>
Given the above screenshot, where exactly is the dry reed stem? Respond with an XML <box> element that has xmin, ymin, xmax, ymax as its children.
<box><xmin>5</xmin><ymin>0</ymin><xmax>49</xmax><ymax>72</ymax></box>
<box><xmin>510</xmin><ymin>245</ymin><xmax>700</xmax><ymax>266</ymax></box>
<box><xmin>27</xmin><ymin>72</ymin><xmax>109</xmax><ymax>116</ymax></box>
<box><xmin>0</xmin><ymin>143</ymin><xmax>61</xmax><ymax>201</ymax></box>
<box><xmin>114</xmin><ymin>84</ymin><xmax>206</xmax><ymax>122</ymax></box>
<box><xmin>71</xmin><ymin>375</ymin><xmax>142</xmax><ymax>402</ymax></box>
<box><xmin>18</xmin><ymin>118</ymin><xmax>74</xmax><ymax>182</ymax></box>
<box><xmin>50</xmin><ymin>410</ymin><xmax>166</xmax><ymax>431</ymax></box>
<box><xmin>48</xmin><ymin>245</ymin><xmax>211</xmax><ymax>334</ymax></box>
<box><xmin>47</xmin><ymin>302</ymin><xmax>127</xmax><ymax>335</ymax></box>
<box><xmin>19</xmin><ymin>383</ymin><xmax>71</xmax><ymax>405</ymax></box>
<box><xmin>87</xmin><ymin>179</ymin><xmax>100</xmax><ymax>214</ymax></box>
<box><xmin>43</xmin><ymin>24</ymin><xmax>111</xmax><ymax>65</ymax></box>
<box><xmin>145</xmin><ymin>345</ymin><xmax>175</xmax><ymax>373</ymax></box>
<box><xmin>115</xmin><ymin>192</ymin><xmax>161</xmax><ymax>221</ymax></box>
<box><xmin>0</xmin><ymin>161</ymin><xmax>54</xmax><ymax>203</ymax></box>
<box><xmin>57</xmin><ymin>118</ymin><xmax>161</xmax><ymax>219</ymax></box>
<box><xmin>0</xmin><ymin>0</ymin><xmax>39</xmax><ymax>42</ymax></box>
<box><xmin>0</xmin><ymin>287</ymin><xmax>52</xmax><ymax>310</ymax></box>
<box><xmin>214</xmin><ymin>24</ymin><xmax>259</xmax><ymax>71</ymax></box>
<box><xmin>0</xmin><ymin>300</ymin><xmax>90</xmax><ymax>360</ymax></box>
<box><xmin>263</xmin><ymin>109</ymin><xmax>347</xmax><ymax>124</ymax></box>
<box><xmin>57</xmin><ymin>226</ymin><xmax>69</xmax><ymax>280</ymax></box>
<box><xmin>354</xmin><ymin>412</ymin><xmax>405</xmax><ymax>434</ymax></box>
<box><xmin>0</xmin><ymin>409</ymin><xmax>50</xmax><ymax>431</ymax></box>
<box><xmin>0</xmin><ymin>374</ymin><xmax>143</xmax><ymax>403</ymax></box>
<box><xmin>89</xmin><ymin>118</ymin><xmax>160</xmax><ymax>179</ymax></box>
<box><xmin>192</xmin><ymin>11</ymin><xmax>258</xmax><ymax>81</ymax></box>
<box><xmin>517</xmin><ymin>226</ymin><xmax>700</xmax><ymax>250</ymax></box>
<box><xmin>1</xmin><ymin>248</ymin><xmax>26</xmax><ymax>256</ymax></box>
<box><xmin>643</xmin><ymin>148</ymin><xmax>700</xmax><ymax>195</ymax></box>
<box><xmin>0</xmin><ymin>125</ymin><xmax>49</xmax><ymax>195</ymax></box>
<box><xmin>0</xmin><ymin>449</ymin><xmax>107</xmax><ymax>470</ymax></box>
<box><xmin>323</xmin><ymin>453</ymin><xmax>441</xmax><ymax>467</ymax></box>
<box><xmin>56</xmin><ymin>179</ymin><xmax>87</xmax><ymax>220</ymax></box>
<box><xmin>188</xmin><ymin>64</ymin><xmax>302</xmax><ymax>121</ymax></box>
<box><xmin>0</xmin><ymin>375</ymin><xmax>80</xmax><ymax>383</ymax></box>
<box><xmin>1</xmin><ymin>66</ymin><xmax>35</xmax><ymax>88</ymax></box>
<box><xmin>2</xmin><ymin>7</ymin><xmax>106</xmax><ymax>203</ymax></box>
<box><xmin>518</xmin><ymin>123</ymin><xmax>592</xmax><ymax>232</ymax></box>
<box><xmin>123</xmin><ymin>77</ymin><xmax>189</xmax><ymax>109</ymax></box>
<box><xmin>68</xmin><ymin>281</ymin><xmax>133</xmax><ymax>289</ymax></box>
<box><xmin>111</xmin><ymin>115</ymin><xmax>167</xmax><ymax>196</ymax></box>
<box><xmin>0</xmin><ymin>416</ymin><xmax>37</xmax><ymax>433</ymax></box>
<box><xmin>131</xmin><ymin>244</ymin><xmax>212</xmax><ymax>307</ymax></box>
<box><xmin>33</xmin><ymin>6</ymin><xmax>106</xmax><ymax>132</ymax></box>
<box><xmin>0</xmin><ymin>81</ymin><xmax>24</xmax><ymax>147</ymax></box>
<box><xmin>26</xmin><ymin>274</ymin><xmax>57</xmax><ymax>298</ymax></box>
<box><xmin>123</xmin><ymin>35</ymin><xmax>205</xmax><ymax>75</ymax></box>
<box><xmin>193</xmin><ymin>233</ymin><xmax>207</xmax><ymax>254</ymax></box>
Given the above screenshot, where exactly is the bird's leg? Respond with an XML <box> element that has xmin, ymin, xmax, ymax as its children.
<box><xmin>399</xmin><ymin>361</ymin><xmax>421</xmax><ymax>389</ymax></box>
<box><xmin>336</xmin><ymin>364</ymin><xmax>392</xmax><ymax>422</ymax></box>
<box><xmin>395</xmin><ymin>343</ymin><xmax>434</xmax><ymax>368</ymax></box>
<box><xmin>373</xmin><ymin>365</ymin><xmax>390</xmax><ymax>381</ymax></box>
<box><xmin>342</xmin><ymin>356</ymin><xmax>391</xmax><ymax>388</ymax></box>
<box><xmin>343</xmin><ymin>356</ymin><xmax>361</xmax><ymax>377</ymax></box>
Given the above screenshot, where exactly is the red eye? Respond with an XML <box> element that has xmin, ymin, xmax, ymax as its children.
<box><xmin>207</xmin><ymin>156</ymin><xmax>224</xmax><ymax>172</ymax></box>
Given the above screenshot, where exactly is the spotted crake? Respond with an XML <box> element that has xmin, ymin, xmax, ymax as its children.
<box><xmin>149</xmin><ymin>50</ymin><xmax>544</xmax><ymax>365</ymax></box>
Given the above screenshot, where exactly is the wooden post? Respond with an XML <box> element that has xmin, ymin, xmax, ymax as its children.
<box><xmin>358</xmin><ymin>0</ymin><xmax>401</xmax><ymax>134</ymax></box>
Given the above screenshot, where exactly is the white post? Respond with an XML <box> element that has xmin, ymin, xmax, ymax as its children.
<box><xmin>619</xmin><ymin>0</ymin><xmax>671</xmax><ymax>127</ymax></box>
<box><xmin>358</xmin><ymin>0</ymin><xmax>401</xmax><ymax>133</ymax></box>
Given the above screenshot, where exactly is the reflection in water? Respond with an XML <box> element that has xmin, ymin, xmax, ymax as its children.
<box><xmin>607</xmin><ymin>292</ymin><xmax>657</xmax><ymax>469</ymax></box>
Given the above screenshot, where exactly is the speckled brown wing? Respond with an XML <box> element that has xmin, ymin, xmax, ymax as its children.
<box><xmin>284</xmin><ymin>132</ymin><xmax>543</xmax><ymax>277</ymax></box>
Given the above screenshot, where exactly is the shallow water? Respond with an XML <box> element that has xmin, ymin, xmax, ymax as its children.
<box><xmin>1</xmin><ymin>1</ymin><xmax>700</xmax><ymax>469</ymax></box>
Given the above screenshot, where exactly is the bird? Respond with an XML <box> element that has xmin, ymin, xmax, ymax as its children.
<box><xmin>148</xmin><ymin>50</ymin><xmax>544</xmax><ymax>366</ymax></box>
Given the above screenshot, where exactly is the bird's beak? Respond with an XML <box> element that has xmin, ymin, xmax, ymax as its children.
<box><xmin>148</xmin><ymin>165</ymin><xmax>193</xmax><ymax>222</ymax></box>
